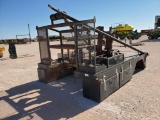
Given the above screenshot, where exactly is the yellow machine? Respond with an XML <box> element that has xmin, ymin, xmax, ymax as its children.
<box><xmin>113</xmin><ymin>24</ymin><xmax>134</xmax><ymax>34</ymax></box>
<box><xmin>0</xmin><ymin>47</ymin><xmax>5</xmax><ymax>58</ymax></box>
<box><xmin>113</xmin><ymin>24</ymin><xmax>134</xmax><ymax>39</ymax></box>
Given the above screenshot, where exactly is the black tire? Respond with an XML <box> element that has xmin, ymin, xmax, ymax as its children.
<box><xmin>154</xmin><ymin>36</ymin><xmax>158</xmax><ymax>39</ymax></box>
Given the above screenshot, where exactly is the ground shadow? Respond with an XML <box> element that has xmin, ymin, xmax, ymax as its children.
<box><xmin>0</xmin><ymin>76</ymin><xmax>98</xmax><ymax>120</ymax></box>
<box><xmin>18</xmin><ymin>54</ymin><xmax>35</xmax><ymax>58</ymax></box>
<box><xmin>0</xmin><ymin>54</ymin><xmax>35</xmax><ymax>61</ymax></box>
<box><xmin>141</xmin><ymin>38</ymin><xmax>160</xmax><ymax>42</ymax></box>
<box><xmin>133</xmin><ymin>68</ymin><xmax>144</xmax><ymax>74</ymax></box>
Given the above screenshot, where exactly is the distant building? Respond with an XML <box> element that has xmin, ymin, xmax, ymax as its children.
<box><xmin>155</xmin><ymin>15</ymin><xmax>160</xmax><ymax>29</ymax></box>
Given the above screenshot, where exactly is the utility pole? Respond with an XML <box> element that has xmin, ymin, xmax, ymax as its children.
<box><xmin>28</xmin><ymin>24</ymin><xmax>31</xmax><ymax>43</ymax></box>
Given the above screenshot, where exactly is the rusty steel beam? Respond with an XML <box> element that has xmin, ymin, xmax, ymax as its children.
<box><xmin>96</xmin><ymin>26</ymin><xmax>104</xmax><ymax>54</ymax></box>
<box><xmin>48</xmin><ymin>4</ymin><xmax>145</xmax><ymax>54</ymax></box>
<box><xmin>49</xmin><ymin>44</ymin><xmax>92</xmax><ymax>49</ymax></box>
<box><xmin>50</xmin><ymin>44</ymin><xmax>75</xmax><ymax>49</ymax></box>
<box><xmin>48</xmin><ymin>4</ymin><xmax>78</xmax><ymax>21</ymax></box>
<box><xmin>49</xmin><ymin>28</ymin><xmax>60</xmax><ymax>32</ymax></box>
<box><xmin>105</xmin><ymin>27</ymin><xmax>113</xmax><ymax>50</ymax></box>
<box><xmin>37</xmin><ymin>22</ymin><xmax>76</xmax><ymax>30</ymax></box>
<box><xmin>37</xmin><ymin>18</ymin><xmax>95</xmax><ymax>30</ymax></box>
<box><xmin>60</xmin><ymin>28</ymin><xmax>89</xmax><ymax>33</ymax></box>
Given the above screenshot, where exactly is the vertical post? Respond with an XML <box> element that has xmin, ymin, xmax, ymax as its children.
<box><xmin>28</xmin><ymin>24</ymin><xmax>31</xmax><ymax>43</ymax></box>
<box><xmin>74</xmin><ymin>24</ymin><xmax>79</xmax><ymax>71</ymax></box>
<box><xmin>51</xmin><ymin>20</ymin><xmax>54</xmax><ymax>25</ymax></box>
<box><xmin>93</xmin><ymin>21</ymin><xmax>96</xmax><ymax>69</ymax></box>
<box><xmin>67</xmin><ymin>49</ymin><xmax>69</xmax><ymax>58</ymax></box>
<box><xmin>105</xmin><ymin>27</ymin><xmax>113</xmax><ymax>51</ymax></box>
<box><xmin>36</xmin><ymin>28</ymin><xmax>51</xmax><ymax>65</ymax></box>
<box><xmin>16</xmin><ymin>35</ymin><xmax>18</xmax><ymax>42</ymax></box>
<box><xmin>96</xmin><ymin>26</ymin><xmax>104</xmax><ymax>54</ymax></box>
<box><xmin>129</xmin><ymin>39</ymin><xmax>132</xmax><ymax>45</ymax></box>
<box><xmin>46</xmin><ymin>29</ymin><xmax>52</xmax><ymax>65</ymax></box>
<box><xmin>87</xmin><ymin>30</ymin><xmax>91</xmax><ymax>63</ymax></box>
<box><xmin>59</xmin><ymin>32</ymin><xmax>64</xmax><ymax>61</ymax></box>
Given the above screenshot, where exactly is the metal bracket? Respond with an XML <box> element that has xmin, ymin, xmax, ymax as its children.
<box><xmin>103</xmin><ymin>75</ymin><xmax>106</xmax><ymax>91</ymax></box>
<box><xmin>120</xmin><ymin>66</ymin><xmax>123</xmax><ymax>81</ymax></box>
<box><xmin>116</xmin><ymin>69</ymin><xmax>119</xmax><ymax>83</ymax></box>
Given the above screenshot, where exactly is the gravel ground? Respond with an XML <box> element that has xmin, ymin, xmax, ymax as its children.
<box><xmin>0</xmin><ymin>35</ymin><xmax>160</xmax><ymax>120</ymax></box>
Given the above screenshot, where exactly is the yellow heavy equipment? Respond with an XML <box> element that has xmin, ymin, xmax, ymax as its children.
<box><xmin>113</xmin><ymin>24</ymin><xmax>134</xmax><ymax>39</ymax></box>
<box><xmin>113</xmin><ymin>24</ymin><xmax>133</xmax><ymax>33</ymax></box>
<box><xmin>0</xmin><ymin>47</ymin><xmax>5</xmax><ymax>58</ymax></box>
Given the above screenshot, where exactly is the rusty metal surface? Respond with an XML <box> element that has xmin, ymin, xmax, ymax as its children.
<box><xmin>96</xmin><ymin>26</ymin><xmax>104</xmax><ymax>54</ymax></box>
<box><xmin>37</xmin><ymin>18</ymin><xmax>95</xmax><ymax>30</ymax></box>
<box><xmin>50</xmin><ymin>44</ymin><xmax>75</xmax><ymax>49</ymax></box>
<box><xmin>38</xmin><ymin>63</ymin><xmax>75</xmax><ymax>83</ymax></box>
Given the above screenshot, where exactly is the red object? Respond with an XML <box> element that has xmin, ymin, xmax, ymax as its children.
<box><xmin>99</xmin><ymin>79</ymin><xmax>103</xmax><ymax>84</ymax></box>
<box><xmin>141</xmin><ymin>29</ymin><xmax>155</xmax><ymax>34</ymax></box>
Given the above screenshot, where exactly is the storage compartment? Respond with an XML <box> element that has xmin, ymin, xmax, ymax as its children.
<box><xmin>82</xmin><ymin>72</ymin><xmax>119</xmax><ymax>102</ymax></box>
<box><xmin>82</xmin><ymin>76</ymin><xmax>100</xmax><ymax>102</ymax></box>
<box><xmin>99</xmin><ymin>74</ymin><xmax>119</xmax><ymax>102</ymax></box>
<box><xmin>120</xmin><ymin>61</ymin><xmax>133</xmax><ymax>87</ymax></box>
<box><xmin>38</xmin><ymin>63</ymin><xmax>75</xmax><ymax>83</ymax></box>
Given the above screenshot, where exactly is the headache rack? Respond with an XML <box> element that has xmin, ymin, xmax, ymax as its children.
<box><xmin>36</xmin><ymin>4</ymin><xmax>148</xmax><ymax>102</ymax></box>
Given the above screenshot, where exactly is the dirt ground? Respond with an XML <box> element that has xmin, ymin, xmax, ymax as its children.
<box><xmin>0</xmin><ymin>36</ymin><xmax>160</xmax><ymax>120</ymax></box>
